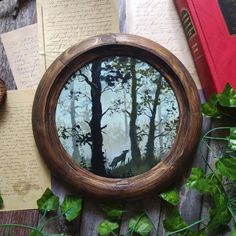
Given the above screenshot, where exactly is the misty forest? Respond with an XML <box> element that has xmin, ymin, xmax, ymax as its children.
<box><xmin>56</xmin><ymin>56</ymin><xmax>179</xmax><ymax>178</ymax></box>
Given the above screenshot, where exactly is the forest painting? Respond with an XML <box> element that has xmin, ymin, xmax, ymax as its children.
<box><xmin>56</xmin><ymin>56</ymin><xmax>179</xmax><ymax>178</ymax></box>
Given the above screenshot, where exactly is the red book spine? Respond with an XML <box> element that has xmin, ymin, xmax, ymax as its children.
<box><xmin>174</xmin><ymin>0</ymin><xmax>218</xmax><ymax>98</ymax></box>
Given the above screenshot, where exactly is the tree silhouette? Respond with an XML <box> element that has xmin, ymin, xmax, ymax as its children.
<box><xmin>56</xmin><ymin>76</ymin><xmax>91</xmax><ymax>167</ymax></box>
<box><xmin>69</xmin><ymin>80</ymin><xmax>81</xmax><ymax>163</ymax></box>
<box><xmin>129</xmin><ymin>58</ymin><xmax>142</xmax><ymax>163</ymax></box>
<box><xmin>89</xmin><ymin>61</ymin><xmax>106</xmax><ymax>176</ymax></box>
<box><xmin>145</xmin><ymin>75</ymin><xmax>162</xmax><ymax>164</ymax></box>
<box><xmin>71</xmin><ymin>60</ymin><xmax>107</xmax><ymax>176</ymax></box>
<box><xmin>137</xmin><ymin>72</ymin><xmax>178</xmax><ymax>164</ymax></box>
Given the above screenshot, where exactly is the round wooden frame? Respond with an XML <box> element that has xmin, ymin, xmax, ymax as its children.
<box><xmin>0</xmin><ymin>79</ymin><xmax>6</xmax><ymax>106</ymax></box>
<box><xmin>32</xmin><ymin>34</ymin><xmax>201</xmax><ymax>200</ymax></box>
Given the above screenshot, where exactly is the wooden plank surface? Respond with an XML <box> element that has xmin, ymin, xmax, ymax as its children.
<box><xmin>0</xmin><ymin>1</ymin><xmax>210</xmax><ymax>235</ymax></box>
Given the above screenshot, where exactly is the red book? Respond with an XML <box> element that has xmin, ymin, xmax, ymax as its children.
<box><xmin>174</xmin><ymin>0</ymin><xmax>236</xmax><ymax>98</ymax></box>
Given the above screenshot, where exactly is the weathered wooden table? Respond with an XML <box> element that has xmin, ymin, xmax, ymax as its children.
<box><xmin>0</xmin><ymin>1</ymin><xmax>213</xmax><ymax>235</ymax></box>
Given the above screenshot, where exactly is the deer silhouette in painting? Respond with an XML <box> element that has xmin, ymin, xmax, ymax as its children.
<box><xmin>110</xmin><ymin>150</ymin><xmax>129</xmax><ymax>169</ymax></box>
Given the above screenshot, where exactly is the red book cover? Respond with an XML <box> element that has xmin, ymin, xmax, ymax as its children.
<box><xmin>174</xmin><ymin>0</ymin><xmax>236</xmax><ymax>98</ymax></box>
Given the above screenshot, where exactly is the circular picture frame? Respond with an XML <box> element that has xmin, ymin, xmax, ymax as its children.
<box><xmin>0</xmin><ymin>79</ymin><xmax>6</xmax><ymax>106</ymax></box>
<box><xmin>32</xmin><ymin>34</ymin><xmax>201</xmax><ymax>200</ymax></box>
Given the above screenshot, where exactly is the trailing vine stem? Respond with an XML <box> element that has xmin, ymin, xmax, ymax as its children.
<box><xmin>0</xmin><ymin>223</ymin><xmax>41</xmax><ymax>233</ymax></box>
<box><xmin>124</xmin><ymin>213</ymin><xmax>146</xmax><ymax>236</ymax></box>
<box><xmin>201</xmin><ymin>126</ymin><xmax>234</xmax><ymax>140</ymax></box>
<box><xmin>199</xmin><ymin>126</ymin><xmax>236</xmax><ymax>226</ymax></box>
<box><xmin>144</xmin><ymin>210</ymin><xmax>158</xmax><ymax>235</ymax></box>
<box><xmin>166</xmin><ymin>217</ymin><xmax>209</xmax><ymax>236</ymax></box>
<box><xmin>203</xmin><ymin>136</ymin><xmax>229</xmax><ymax>141</ymax></box>
<box><xmin>0</xmin><ymin>212</ymin><xmax>65</xmax><ymax>236</ymax></box>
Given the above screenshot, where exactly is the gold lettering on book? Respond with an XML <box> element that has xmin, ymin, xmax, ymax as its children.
<box><xmin>181</xmin><ymin>9</ymin><xmax>196</xmax><ymax>40</ymax></box>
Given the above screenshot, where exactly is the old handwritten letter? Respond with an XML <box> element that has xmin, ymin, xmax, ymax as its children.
<box><xmin>1</xmin><ymin>24</ymin><xmax>42</xmax><ymax>89</ymax></box>
<box><xmin>0</xmin><ymin>90</ymin><xmax>50</xmax><ymax>211</ymax></box>
<box><xmin>37</xmin><ymin>0</ymin><xmax>119</xmax><ymax>71</ymax></box>
<box><xmin>125</xmin><ymin>0</ymin><xmax>201</xmax><ymax>89</ymax></box>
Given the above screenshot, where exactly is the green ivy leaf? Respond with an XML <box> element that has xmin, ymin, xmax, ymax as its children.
<box><xmin>229</xmin><ymin>128</ymin><xmax>236</xmax><ymax>151</ymax></box>
<box><xmin>46</xmin><ymin>234</ymin><xmax>68</xmax><ymax>236</ymax></box>
<box><xmin>186</xmin><ymin>168</ymin><xmax>213</xmax><ymax>193</ymax></box>
<box><xmin>97</xmin><ymin>219</ymin><xmax>119</xmax><ymax>236</ymax></box>
<box><xmin>201</xmin><ymin>84</ymin><xmax>236</xmax><ymax>118</ymax></box>
<box><xmin>186</xmin><ymin>230</ymin><xmax>206</xmax><ymax>236</ymax></box>
<box><xmin>163</xmin><ymin>208</ymin><xmax>188</xmax><ymax>233</ymax></box>
<box><xmin>217</xmin><ymin>83</ymin><xmax>236</xmax><ymax>107</ymax></box>
<box><xmin>160</xmin><ymin>188</ymin><xmax>180</xmax><ymax>206</ymax></box>
<box><xmin>201</xmin><ymin>94</ymin><xmax>222</xmax><ymax>118</ymax></box>
<box><xmin>206</xmin><ymin>172</ymin><xmax>223</xmax><ymax>184</ymax></box>
<box><xmin>228</xmin><ymin>140</ymin><xmax>236</xmax><ymax>152</ymax></box>
<box><xmin>40</xmin><ymin>234</ymin><xmax>66</xmax><ymax>236</ymax></box>
<box><xmin>164</xmin><ymin>208</ymin><xmax>207</xmax><ymax>236</ymax></box>
<box><xmin>206</xmin><ymin>183</ymin><xmax>231</xmax><ymax>230</ymax></box>
<box><xmin>100</xmin><ymin>204</ymin><xmax>124</xmax><ymax>220</ymax></box>
<box><xmin>208</xmin><ymin>205</ymin><xmax>231</xmax><ymax>230</ymax></box>
<box><xmin>0</xmin><ymin>195</ymin><xmax>3</xmax><ymax>209</ymax></box>
<box><xmin>37</xmin><ymin>188</ymin><xmax>59</xmax><ymax>213</ymax></box>
<box><xmin>230</xmin><ymin>128</ymin><xmax>236</xmax><ymax>139</ymax></box>
<box><xmin>186</xmin><ymin>168</ymin><xmax>231</xmax><ymax>231</ymax></box>
<box><xmin>215</xmin><ymin>157</ymin><xmax>236</xmax><ymax>181</ymax></box>
<box><xmin>60</xmin><ymin>195</ymin><xmax>83</xmax><ymax>222</ymax></box>
<box><xmin>231</xmin><ymin>229</ymin><xmax>236</xmax><ymax>236</ymax></box>
<box><xmin>186</xmin><ymin>168</ymin><xmax>226</xmax><ymax>201</ymax></box>
<box><xmin>128</xmin><ymin>214</ymin><xmax>153</xmax><ymax>236</ymax></box>
<box><xmin>28</xmin><ymin>230</ymin><xmax>44</xmax><ymax>236</ymax></box>
<box><xmin>187</xmin><ymin>168</ymin><xmax>204</xmax><ymax>181</ymax></box>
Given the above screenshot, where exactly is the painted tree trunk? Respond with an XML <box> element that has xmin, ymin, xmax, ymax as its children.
<box><xmin>70</xmin><ymin>79</ymin><xmax>81</xmax><ymax>163</ymax></box>
<box><xmin>145</xmin><ymin>76</ymin><xmax>162</xmax><ymax>165</ymax></box>
<box><xmin>90</xmin><ymin>61</ymin><xmax>106</xmax><ymax>176</ymax></box>
<box><xmin>129</xmin><ymin>58</ymin><xmax>141</xmax><ymax>163</ymax></box>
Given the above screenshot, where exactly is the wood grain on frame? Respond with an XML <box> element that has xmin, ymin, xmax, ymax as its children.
<box><xmin>0</xmin><ymin>79</ymin><xmax>6</xmax><ymax>106</ymax></box>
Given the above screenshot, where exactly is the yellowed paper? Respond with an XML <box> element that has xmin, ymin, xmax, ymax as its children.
<box><xmin>1</xmin><ymin>24</ymin><xmax>42</xmax><ymax>89</ymax></box>
<box><xmin>0</xmin><ymin>90</ymin><xmax>51</xmax><ymax>211</ymax></box>
<box><xmin>37</xmin><ymin>0</ymin><xmax>120</xmax><ymax>71</ymax></box>
<box><xmin>125</xmin><ymin>0</ymin><xmax>201</xmax><ymax>89</ymax></box>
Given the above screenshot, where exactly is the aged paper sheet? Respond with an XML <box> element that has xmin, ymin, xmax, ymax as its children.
<box><xmin>37</xmin><ymin>0</ymin><xmax>119</xmax><ymax>71</ymax></box>
<box><xmin>125</xmin><ymin>0</ymin><xmax>201</xmax><ymax>89</ymax></box>
<box><xmin>0</xmin><ymin>90</ymin><xmax>50</xmax><ymax>211</ymax></box>
<box><xmin>1</xmin><ymin>24</ymin><xmax>42</xmax><ymax>89</ymax></box>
